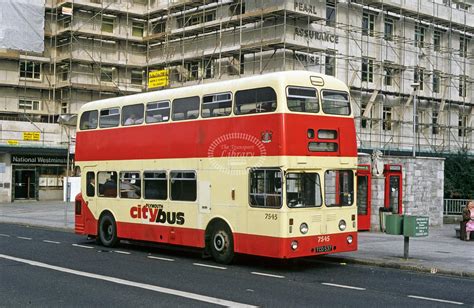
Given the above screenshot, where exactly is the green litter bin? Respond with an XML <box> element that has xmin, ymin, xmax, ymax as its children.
<box><xmin>385</xmin><ymin>214</ymin><xmax>403</xmax><ymax>235</ymax></box>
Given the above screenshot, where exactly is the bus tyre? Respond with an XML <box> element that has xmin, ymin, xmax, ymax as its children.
<box><xmin>99</xmin><ymin>213</ymin><xmax>118</xmax><ymax>247</ymax></box>
<box><xmin>210</xmin><ymin>222</ymin><xmax>234</xmax><ymax>264</ymax></box>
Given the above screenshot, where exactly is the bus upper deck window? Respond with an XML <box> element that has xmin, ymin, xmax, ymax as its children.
<box><xmin>321</xmin><ymin>91</ymin><xmax>351</xmax><ymax>115</ymax></box>
<box><xmin>80</xmin><ymin>110</ymin><xmax>98</xmax><ymax>130</ymax></box>
<box><xmin>202</xmin><ymin>92</ymin><xmax>232</xmax><ymax>118</ymax></box>
<box><xmin>235</xmin><ymin>87</ymin><xmax>276</xmax><ymax>115</ymax></box>
<box><xmin>146</xmin><ymin>101</ymin><xmax>170</xmax><ymax>123</ymax></box>
<box><xmin>99</xmin><ymin>108</ymin><xmax>120</xmax><ymax>128</ymax></box>
<box><xmin>286</xmin><ymin>86</ymin><xmax>319</xmax><ymax>113</ymax></box>
<box><xmin>122</xmin><ymin>104</ymin><xmax>144</xmax><ymax>126</ymax></box>
<box><xmin>172</xmin><ymin>96</ymin><xmax>200</xmax><ymax>121</ymax></box>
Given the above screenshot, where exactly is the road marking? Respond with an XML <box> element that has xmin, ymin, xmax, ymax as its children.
<box><xmin>0</xmin><ymin>234</ymin><xmax>10</xmax><ymax>237</ymax></box>
<box><xmin>147</xmin><ymin>256</ymin><xmax>174</xmax><ymax>262</ymax></box>
<box><xmin>408</xmin><ymin>295</ymin><xmax>463</xmax><ymax>305</ymax></box>
<box><xmin>114</xmin><ymin>250</ymin><xmax>131</xmax><ymax>255</ymax></box>
<box><xmin>17</xmin><ymin>236</ymin><xmax>32</xmax><ymax>241</ymax></box>
<box><xmin>43</xmin><ymin>240</ymin><xmax>61</xmax><ymax>244</ymax></box>
<box><xmin>193</xmin><ymin>263</ymin><xmax>227</xmax><ymax>270</ymax></box>
<box><xmin>250</xmin><ymin>272</ymin><xmax>285</xmax><ymax>279</ymax></box>
<box><xmin>321</xmin><ymin>283</ymin><xmax>366</xmax><ymax>291</ymax></box>
<box><xmin>0</xmin><ymin>254</ymin><xmax>256</xmax><ymax>308</ymax></box>
<box><xmin>72</xmin><ymin>244</ymin><xmax>94</xmax><ymax>249</ymax></box>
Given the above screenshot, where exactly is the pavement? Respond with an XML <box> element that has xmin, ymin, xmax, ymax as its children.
<box><xmin>0</xmin><ymin>201</ymin><xmax>472</xmax><ymax>278</ymax></box>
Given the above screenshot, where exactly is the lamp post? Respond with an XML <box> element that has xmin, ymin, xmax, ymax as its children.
<box><xmin>411</xmin><ymin>83</ymin><xmax>419</xmax><ymax>158</ymax></box>
<box><xmin>57</xmin><ymin>114</ymin><xmax>77</xmax><ymax>227</ymax></box>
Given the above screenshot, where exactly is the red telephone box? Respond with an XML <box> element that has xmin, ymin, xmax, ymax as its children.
<box><xmin>384</xmin><ymin>164</ymin><xmax>403</xmax><ymax>214</ymax></box>
<box><xmin>357</xmin><ymin>164</ymin><xmax>372</xmax><ymax>231</ymax></box>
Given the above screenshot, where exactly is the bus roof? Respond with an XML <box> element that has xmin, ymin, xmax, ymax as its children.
<box><xmin>79</xmin><ymin>70</ymin><xmax>348</xmax><ymax>112</ymax></box>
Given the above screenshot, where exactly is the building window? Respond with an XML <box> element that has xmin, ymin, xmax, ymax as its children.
<box><xmin>100</xmin><ymin>67</ymin><xmax>115</xmax><ymax>82</ymax></box>
<box><xmin>101</xmin><ymin>16</ymin><xmax>115</xmax><ymax>33</ymax></box>
<box><xmin>361</xmin><ymin>103</ymin><xmax>372</xmax><ymax>129</ymax></box>
<box><xmin>20</xmin><ymin>60</ymin><xmax>41</xmax><ymax>80</ymax></box>
<box><xmin>325</xmin><ymin>50</ymin><xmax>336</xmax><ymax>76</ymax></box>
<box><xmin>383</xmin><ymin>107</ymin><xmax>392</xmax><ymax>131</ymax></box>
<box><xmin>414</xmin><ymin>24</ymin><xmax>425</xmax><ymax>48</ymax></box>
<box><xmin>432</xmin><ymin>111</ymin><xmax>439</xmax><ymax>135</ymax></box>
<box><xmin>458</xmin><ymin>115</ymin><xmax>467</xmax><ymax>137</ymax></box>
<box><xmin>459</xmin><ymin>76</ymin><xmax>467</xmax><ymax>97</ymax></box>
<box><xmin>131</xmin><ymin>70</ymin><xmax>143</xmax><ymax>85</ymax></box>
<box><xmin>384</xmin><ymin>67</ymin><xmax>393</xmax><ymax>86</ymax></box>
<box><xmin>384</xmin><ymin>18</ymin><xmax>394</xmax><ymax>41</ymax></box>
<box><xmin>414</xmin><ymin>67</ymin><xmax>424</xmax><ymax>90</ymax></box>
<box><xmin>460</xmin><ymin>36</ymin><xmax>469</xmax><ymax>58</ymax></box>
<box><xmin>177</xmin><ymin>10</ymin><xmax>216</xmax><ymax>28</ymax></box>
<box><xmin>362</xmin><ymin>10</ymin><xmax>375</xmax><ymax>37</ymax></box>
<box><xmin>184</xmin><ymin>61</ymin><xmax>200</xmax><ymax>80</ymax></box>
<box><xmin>326</xmin><ymin>0</ymin><xmax>336</xmax><ymax>27</ymax></box>
<box><xmin>433</xmin><ymin>30</ymin><xmax>441</xmax><ymax>52</ymax></box>
<box><xmin>361</xmin><ymin>58</ymin><xmax>374</xmax><ymax>83</ymax></box>
<box><xmin>18</xmin><ymin>99</ymin><xmax>41</xmax><ymax>111</ymax></box>
<box><xmin>433</xmin><ymin>71</ymin><xmax>440</xmax><ymax>93</ymax></box>
<box><xmin>132</xmin><ymin>22</ymin><xmax>144</xmax><ymax>37</ymax></box>
<box><xmin>150</xmin><ymin>21</ymin><xmax>165</xmax><ymax>34</ymax></box>
<box><xmin>204</xmin><ymin>59</ymin><xmax>214</xmax><ymax>79</ymax></box>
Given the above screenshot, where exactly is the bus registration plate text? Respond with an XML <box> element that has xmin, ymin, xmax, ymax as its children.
<box><xmin>315</xmin><ymin>245</ymin><xmax>333</xmax><ymax>253</ymax></box>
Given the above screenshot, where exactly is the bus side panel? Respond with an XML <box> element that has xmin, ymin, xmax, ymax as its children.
<box><xmin>116</xmin><ymin>222</ymin><xmax>205</xmax><ymax>248</ymax></box>
<box><xmin>75</xmin><ymin>194</ymin><xmax>98</xmax><ymax>236</ymax></box>
<box><xmin>234</xmin><ymin>231</ymin><xmax>357</xmax><ymax>258</ymax></box>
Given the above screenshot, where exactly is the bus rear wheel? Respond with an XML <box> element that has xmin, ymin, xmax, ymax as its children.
<box><xmin>99</xmin><ymin>213</ymin><xmax>118</xmax><ymax>247</ymax></box>
<box><xmin>209</xmin><ymin>222</ymin><xmax>234</xmax><ymax>264</ymax></box>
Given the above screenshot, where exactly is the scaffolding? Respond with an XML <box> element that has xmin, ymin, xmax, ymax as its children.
<box><xmin>0</xmin><ymin>0</ymin><xmax>472</xmax><ymax>155</ymax></box>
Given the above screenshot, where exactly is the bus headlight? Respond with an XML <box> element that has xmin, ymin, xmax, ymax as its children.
<box><xmin>300</xmin><ymin>223</ymin><xmax>309</xmax><ymax>234</ymax></box>
<box><xmin>291</xmin><ymin>240</ymin><xmax>298</xmax><ymax>251</ymax></box>
<box><xmin>338</xmin><ymin>220</ymin><xmax>347</xmax><ymax>231</ymax></box>
<box><xmin>347</xmin><ymin>235</ymin><xmax>353</xmax><ymax>244</ymax></box>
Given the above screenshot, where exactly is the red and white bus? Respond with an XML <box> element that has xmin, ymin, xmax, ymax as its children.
<box><xmin>74</xmin><ymin>70</ymin><xmax>358</xmax><ymax>264</ymax></box>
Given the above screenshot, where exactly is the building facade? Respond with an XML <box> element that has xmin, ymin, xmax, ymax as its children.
<box><xmin>0</xmin><ymin>0</ymin><xmax>472</xmax><ymax>202</ymax></box>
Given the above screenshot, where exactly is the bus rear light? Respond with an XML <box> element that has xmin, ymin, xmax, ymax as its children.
<box><xmin>291</xmin><ymin>240</ymin><xmax>298</xmax><ymax>251</ymax></box>
<box><xmin>347</xmin><ymin>235</ymin><xmax>353</xmax><ymax>244</ymax></box>
<box><xmin>352</xmin><ymin>214</ymin><xmax>356</xmax><ymax>221</ymax></box>
<box><xmin>75</xmin><ymin>200</ymin><xmax>82</xmax><ymax>215</ymax></box>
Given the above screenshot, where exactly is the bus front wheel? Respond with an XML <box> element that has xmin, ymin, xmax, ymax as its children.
<box><xmin>99</xmin><ymin>213</ymin><xmax>118</xmax><ymax>247</ymax></box>
<box><xmin>209</xmin><ymin>222</ymin><xmax>234</xmax><ymax>264</ymax></box>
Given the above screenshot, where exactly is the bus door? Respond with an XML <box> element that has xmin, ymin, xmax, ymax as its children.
<box><xmin>384</xmin><ymin>164</ymin><xmax>403</xmax><ymax>214</ymax></box>
<box><xmin>356</xmin><ymin>164</ymin><xmax>371</xmax><ymax>231</ymax></box>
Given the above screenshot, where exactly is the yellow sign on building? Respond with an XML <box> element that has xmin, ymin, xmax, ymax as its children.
<box><xmin>148</xmin><ymin>69</ymin><xmax>169</xmax><ymax>88</ymax></box>
<box><xmin>23</xmin><ymin>132</ymin><xmax>41</xmax><ymax>141</ymax></box>
<box><xmin>7</xmin><ymin>140</ymin><xmax>19</xmax><ymax>145</ymax></box>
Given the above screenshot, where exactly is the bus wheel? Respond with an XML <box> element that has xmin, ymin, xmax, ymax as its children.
<box><xmin>209</xmin><ymin>222</ymin><xmax>234</xmax><ymax>264</ymax></box>
<box><xmin>99</xmin><ymin>213</ymin><xmax>118</xmax><ymax>247</ymax></box>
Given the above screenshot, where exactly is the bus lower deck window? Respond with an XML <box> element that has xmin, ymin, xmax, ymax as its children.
<box><xmin>170</xmin><ymin>171</ymin><xmax>197</xmax><ymax>201</ymax></box>
<box><xmin>249</xmin><ymin>168</ymin><xmax>282</xmax><ymax>208</ymax></box>
<box><xmin>144</xmin><ymin>171</ymin><xmax>167</xmax><ymax>200</ymax></box>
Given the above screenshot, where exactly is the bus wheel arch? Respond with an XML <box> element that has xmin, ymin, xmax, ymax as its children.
<box><xmin>205</xmin><ymin>218</ymin><xmax>235</xmax><ymax>264</ymax></box>
<box><xmin>98</xmin><ymin>210</ymin><xmax>119</xmax><ymax>248</ymax></box>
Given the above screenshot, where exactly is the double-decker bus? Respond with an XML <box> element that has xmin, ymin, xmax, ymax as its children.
<box><xmin>74</xmin><ymin>70</ymin><xmax>357</xmax><ymax>264</ymax></box>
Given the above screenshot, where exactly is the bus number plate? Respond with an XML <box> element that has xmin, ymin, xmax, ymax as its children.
<box><xmin>315</xmin><ymin>245</ymin><xmax>333</xmax><ymax>253</ymax></box>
